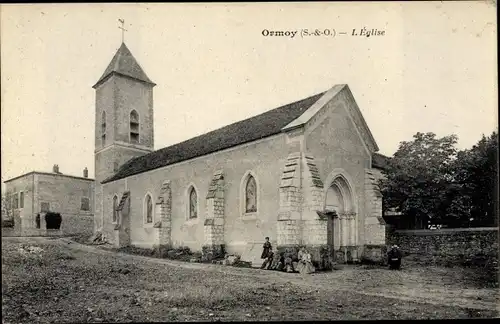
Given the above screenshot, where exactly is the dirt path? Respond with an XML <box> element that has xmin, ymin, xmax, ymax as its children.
<box><xmin>5</xmin><ymin>236</ymin><xmax>499</xmax><ymax>312</ymax></box>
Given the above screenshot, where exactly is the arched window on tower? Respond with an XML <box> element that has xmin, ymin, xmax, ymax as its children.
<box><xmin>101</xmin><ymin>111</ymin><xmax>106</xmax><ymax>146</ymax></box>
<box><xmin>130</xmin><ymin>110</ymin><xmax>139</xmax><ymax>144</ymax></box>
<box><xmin>112</xmin><ymin>195</ymin><xmax>118</xmax><ymax>223</ymax></box>
<box><xmin>245</xmin><ymin>175</ymin><xmax>257</xmax><ymax>213</ymax></box>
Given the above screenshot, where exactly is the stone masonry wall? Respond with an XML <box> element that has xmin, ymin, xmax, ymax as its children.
<box><xmin>301</xmin><ymin>155</ymin><xmax>327</xmax><ymax>246</ymax></box>
<box><xmin>203</xmin><ymin>170</ymin><xmax>225</xmax><ymax>258</ymax></box>
<box><xmin>4</xmin><ymin>174</ymin><xmax>35</xmax><ymax>230</ymax></box>
<box><xmin>387</xmin><ymin>228</ymin><xmax>499</xmax><ymax>267</ymax></box>
<box><xmin>277</xmin><ymin>153</ymin><xmax>302</xmax><ymax>246</ymax></box>
<box><xmin>363</xmin><ymin>169</ymin><xmax>386</xmax><ymax>246</ymax></box>
<box><xmin>157</xmin><ymin>181</ymin><xmax>172</xmax><ymax>246</ymax></box>
<box><xmin>60</xmin><ymin>214</ymin><xmax>94</xmax><ymax>236</ymax></box>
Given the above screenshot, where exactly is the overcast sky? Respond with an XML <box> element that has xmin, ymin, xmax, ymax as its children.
<box><xmin>1</xmin><ymin>2</ymin><xmax>497</xmax><ymax>187</ymax></box>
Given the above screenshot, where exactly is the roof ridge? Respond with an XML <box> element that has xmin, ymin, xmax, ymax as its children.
<box><xmin>159</xmin><ymin>91</ymin><xmax>328</xmax><ymax>148</ymax></box>
<box><xmin>103</xmin><ymin>90</ymin><xmax>328</xmax><ymax>183</ymax></box>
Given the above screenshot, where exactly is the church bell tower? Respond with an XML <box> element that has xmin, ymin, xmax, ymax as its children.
<box><xmin>93</xmin><ymin>41</ymin><xmax>156</xmax><ymax>230</ymax></box>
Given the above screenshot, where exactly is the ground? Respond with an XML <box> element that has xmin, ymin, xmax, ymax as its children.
<box><xmin>2</xmin><ymin>236</ymin><xmax>499</xmax><ymax>323</ymax></box>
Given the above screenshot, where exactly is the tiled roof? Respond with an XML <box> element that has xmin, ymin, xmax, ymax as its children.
<box><xmin>103</xmin><ymin>91</ymin><xmax>326</xmax><ymax>183</ymax></box>
<box><xmin>102</xmin><ymin>88</ymin><xmax>388</xmax><ymax>184</ymax></box>
<box><xmin>372</xmin><ymin>152</ymin><xmax>391</xmax><ymax>170</ymax></box>
<box><xmin>93</xmin><ymin>43</ymin><xmax>155</xmax><ymax>88</ymax></box>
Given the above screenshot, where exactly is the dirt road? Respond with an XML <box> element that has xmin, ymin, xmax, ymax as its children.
<box><xmin>2</xmin><ymin>236</ymin><xmax>498</xmax><ymax>322</ymax></box>
<box><xmin>9</xmin><ymin>236</ymin><xmax>499</xmax><ymax>311</ymax></box>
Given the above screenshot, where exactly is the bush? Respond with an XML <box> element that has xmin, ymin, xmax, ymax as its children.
<box><xmin>2</xmin><ymin>219</ymin><xmax>14</xmax><ymax>228</ymax></box>
<box><xmin>45</xmin><ymin>212</ymin><xmax>62</xmax><ymax>230</ymax></box>
<box><xmin>118</xmin><ymin>244</ymin><xmax>194</xmax><ymax>261</ymax></box>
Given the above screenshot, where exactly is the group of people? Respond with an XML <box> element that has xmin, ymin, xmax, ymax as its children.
<box><xmin>260</xmin><ymin>237</ymin><xmax>316</xmax><ymax>274</ymax></box>
<box><xmin>260</xmin><ymin>237</ymin><xmax>404</xmax><ymax>271</ymax></box>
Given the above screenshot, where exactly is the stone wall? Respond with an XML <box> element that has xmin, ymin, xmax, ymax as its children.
<box><xmin>4</xmin><ymin>173</ymin><xmax>35</xmax><ymax>230</ymax></box>
<box><xmin>203</xmin><ymin>170</ymin><xmax>225</xmax><ymax>259</ymax></box>
<box><xmin>60</xmin><ymin>214</ymin><xmax>94</xmax><ymax>236</ymax></box>
<box><xmin>5</xmin><ymin>172</ymin><xmax>94</xmax><ymax>237</ymax></box>
<box><xmin>104</xmin><ymin>134</ymin><xmax>288</xmax><ymax>253</ymax></box>
<box><xmin>1</xmin><ymin>214</ymin><xmax>92</xmax><ymax>237</ymax></box>
<box><xmin>386</xmin><ymin>227</ymin><xmax>499</xmax><ymax>266</ymax></box>
<box><xmin>36</xmin><ymin>173</ymin><xmax>94</xmax><ymax>218</ymax></box>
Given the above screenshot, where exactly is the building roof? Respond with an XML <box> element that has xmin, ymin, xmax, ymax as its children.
<box><xmin>372</xmin><ymin>152</ymin><xmax>391</xmax><ymax>170</ymax></box>
<box><xmin>103</xmin><ymin>91</ymin><xmax>327</xmax><ymax>183</ymax></box>
<box><xmin>93</xmin><ymin>42</ymin><xmax>155</xmax><ymax>88</ymax></box>
<box><xmin>103</xmin><ymin>87</ymin><xmax>389</xmax><ymax>184</ymax></box>
<box><xmin>4</xmin><ymin>171</ymin><xmax>94</xmax><ymax>184</ymax></box>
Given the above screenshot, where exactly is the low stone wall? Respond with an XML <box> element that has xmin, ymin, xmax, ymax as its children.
<box><xmin>60</xmin><ymin>214</ymin><xmax>94</xmax><ymax>237</ymax></box>
<box><xmin>386</xmin><ymin>227</ymin><xmax>499</xmax><ymax>267</ymax></box>
<box><xmin>1</xmin><ymin>214</ymin><xmax>93</xmax><ymax>238</ymax></box>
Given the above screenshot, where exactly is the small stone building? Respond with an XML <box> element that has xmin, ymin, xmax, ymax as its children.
<box><xmin>3</xmin><ymin>165</ymin><xmax>94</xmax><ymax>236</ymax></box>
<box><xmin>94</xmin><ymin>42</ymin><xmax>389</xmax><ymax>267</ymax></box>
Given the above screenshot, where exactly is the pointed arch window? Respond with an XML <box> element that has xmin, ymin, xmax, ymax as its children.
<box><xmin>112</xmin><ymin>195</ymin><xmax>118</xmax><ymax>223</ymax></box>
<box><xmin>130</xmin><ymin>110</ymin><xmax>139</xmax><ymax>144</ymax></box>
<box><xmin>144</xmin><ymin>193</ymin><xmax>153</xmax><ymax>224</ymax></box>
<box><xmin>245</xmin><ymin>175</ymin><xmax>257</xmax><ymax>213</ymax></box>
<box><xmin>101</xmin><ymin>111</ymin><xmax>106</xmax><ymax>145</ymax></box>
<box><xmin>188</xmin><ymin>186</ymin><xmax>198</xmax><ymax>219</ymax></box>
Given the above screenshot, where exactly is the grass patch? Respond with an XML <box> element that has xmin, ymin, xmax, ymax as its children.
<box><xmin>2</xmin><ymin>238</ymin><xmax>499</xmax><ymax>322</ymax></box>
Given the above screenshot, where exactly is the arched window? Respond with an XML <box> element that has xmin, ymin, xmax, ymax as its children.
<box><xmin>188</xmin><ymin>186</ymin><xmax>198</xmax><ymax>219</ymax></box>
<box><xmin>144</xmin><ymin>194</ymin><xmax>153</xmax><ymax>224</ymax></box>
<box><xmin>101</xmin><ymin>111</ymin><xmax>106</xmax><ymax>145</ymax></box>
<box><xmin>245</xmin><ymin>175</ymin><xmax>257</xmax><ymax>213</ymax></box>
<box><xmin>112</xmin><ymin>195</ymin><xmax>118</xmax><ymax>223</ymax></box>
<box><xmin>130</xmin><ymin>110</ymin><xmax>139</xmax><ymax>144</ymax></box>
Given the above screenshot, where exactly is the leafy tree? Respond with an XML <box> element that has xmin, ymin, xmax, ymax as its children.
<box><xmin>380</xmin><ymin>132</ymin><xmax>459</xmax><ymax>228</ymax></box>
<box><xmin>1</xmin><ymin>194</ymin><xmax>14</xmax><ymax>227</ymax></box>
<box><xmin>451</xmin><ymin>131</ymin><xmax>498</xmax><ymax>227</ymax></box>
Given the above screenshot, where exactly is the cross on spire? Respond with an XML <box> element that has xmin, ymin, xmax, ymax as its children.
<box><xmin>118</xmin><ymin>19</ymin><xmax>127</xmax><ymax>43</ymax></box>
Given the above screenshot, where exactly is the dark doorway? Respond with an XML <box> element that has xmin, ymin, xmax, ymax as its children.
<box><xmin>45</xmin><ymin>212</ymin><xmax>62</xmax><ymax>230</ymax></box>
<box><xmin>36</xmin><ymin>214</ymin><xmax>41</xmax><ymax>229</ymax></box>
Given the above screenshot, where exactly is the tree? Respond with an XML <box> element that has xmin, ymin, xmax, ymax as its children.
<box><xmin>1</xmin><ymin>194</ymin><xmax>14</xmax><ymax>227</ymax></box>
<box><xmin>380</xmin><ymin>132</ymin><xmax>459</xmax><ymax>228</ymax></box>
<box><xmin>451</xmin><ymin>131</ymin><xmax>498</xmax><ymax>227</ymax></box>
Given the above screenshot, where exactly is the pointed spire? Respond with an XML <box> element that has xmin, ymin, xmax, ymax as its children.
<box><xmin>93</xmin><ymin>42</ymin><xmax>155</xmax><ymax>89</ymax></box>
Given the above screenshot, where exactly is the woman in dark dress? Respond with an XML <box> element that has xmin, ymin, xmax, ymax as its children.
<box><xmin>260</xmin><ymin>237</ymin><xmax>272</xmax><ymax>269</ymax></box>
<box><xmin>388</xmin><ymin>245</ymin><xmax>403</xmax><ymax>270</ymax></box>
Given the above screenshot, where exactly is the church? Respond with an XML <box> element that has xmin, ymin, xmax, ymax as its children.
<box><xmin>93</xmin><ymin>42</ymin><xmax>389</xmax><ymax>268</ymax></box>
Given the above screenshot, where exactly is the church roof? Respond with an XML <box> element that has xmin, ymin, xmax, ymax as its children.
<box><xmin>102</xmin><ymin>91</ymin><xmax>326</xmax><ymax>183</ymax></box>
<box><xmin>102</xmin><ymin>86</ymin><xmax>388</xmax><ymax>184</ymax></box>
<box><xmin>372</xmin><ymin>152</ymin><xmax>391</xmax><ymax>170</ymax></box>
<box><xmin>93</xmin><ymin>43</ymin><xmax>155</xmax><ymax>88</ymax></box>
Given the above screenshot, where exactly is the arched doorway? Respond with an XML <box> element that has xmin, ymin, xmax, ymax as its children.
<box><xmin>325</xmin><ymin>175</ymin><xmax>357</xmax><ymax>262</ymax></box>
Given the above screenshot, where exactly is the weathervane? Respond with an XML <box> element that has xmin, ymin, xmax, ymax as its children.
<box><xmin>118</xmin><ymin>19</ymin><xmax>127</xmax><ymax>43</ymax></box>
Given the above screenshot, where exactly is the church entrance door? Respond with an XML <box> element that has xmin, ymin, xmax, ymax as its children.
<box><xmin>325</xmin><ymin>175</ymin><xmax>356</xmax><ymax>263</ymax></box>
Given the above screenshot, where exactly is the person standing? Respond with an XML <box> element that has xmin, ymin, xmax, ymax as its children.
<box><xmin>260</xmin><ymin>237</ymin><xmax>272</xmax><ymax>268</ymax></box>
<box><xmin>388</xmin><ymin>245</ymin><xmax>403</xmax><ymax>270</ymax></box>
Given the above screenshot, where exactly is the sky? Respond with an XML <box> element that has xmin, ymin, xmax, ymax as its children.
<box><xmin>1</xmin><ymin>2</ymin><xmax>497</xmax><ymax>188</ymax></box>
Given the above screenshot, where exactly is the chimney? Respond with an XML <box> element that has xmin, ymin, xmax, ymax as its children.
<box><xmin>83</xmin><ymin>167</ymin><xmax>88</xmax><ymax>178</ymax></box>
<box><xmin>53</xmin><ymin>164</ymin><xmax>59</xmax><ymax>174</ymax></box>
